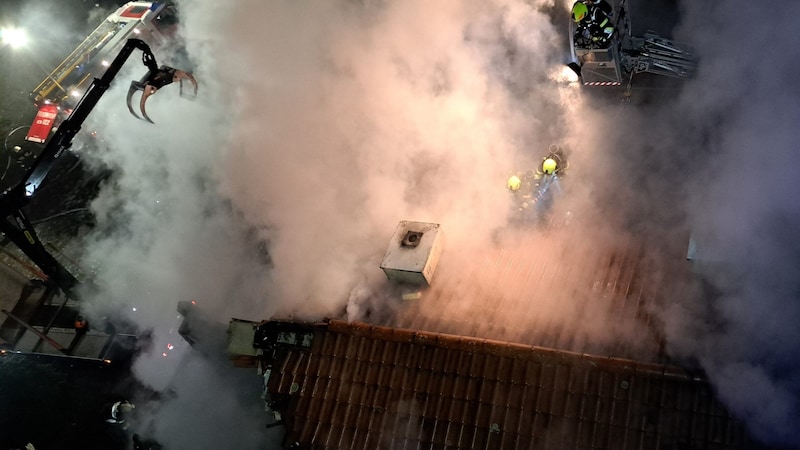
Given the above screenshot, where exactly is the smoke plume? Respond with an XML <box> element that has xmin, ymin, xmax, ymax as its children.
<box><xmin>70</xmin><ymin>0</ymin><xmax>800</xmax><ymax>447</ymax></box>
<box><xmin>652</xmin><ymin>1</ymin><xmax>800</xmax><ymax>446</ymax></box>
<box><xmin>75</xmin><ymin>0</ymin><xmax>575</xmax><ymax>448</ymax></box>
<box><xmin>569</xmin><ymin>1</ymin><xmax>800</xmax><ymax>446</ymax></box>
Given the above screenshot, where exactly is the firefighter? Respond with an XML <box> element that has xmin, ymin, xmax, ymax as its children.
<box><xmin>508</xmin><ymin>145</ymin><xmax>568</xmax><ymax>191</ymax></box>
<box><xmin>507</xmin><ymin>175</ymin><xmax>522</xmax><ymax>192</ymax></box>
<box><xmin>542</xmin><ymin>158</ymin><xmax>558</xmax><ymax>175</ymax></box>
<box><xmin>530</xmin><ymin>146</ymin><xmax>567</xmax><ymax>218</ymax></box>
<box><xmin>106</xmin><ymin>400</ymin><xmax>135</xmax><ymax>425</ymax></box>
<box><xmin>537</xmin><ymin>144</ymin><xmax>568</xmax><ymax>177</ymax></box>
<box><xmin>67</xmin><ymin>314</ymin><xmax>89</xmax><ymax>354</ymax></box>
<box><xmin>572</xmin><ymin>0</ymin><xmax>615</xmax><ymax>48</ymax></box>
<box><xmin>74</xmin><ymin>315</ymin><xmax>88</xmax><ymax>333</ymax></box>
<box><xmin>507</xmin><ymin>172</ymin><xmax>534</xmax><ymax>218</ymax></box>
<box><xmin>571</xmin><ymin>1</ymin><xmax>589</xmax><ymax>22</ymax></box>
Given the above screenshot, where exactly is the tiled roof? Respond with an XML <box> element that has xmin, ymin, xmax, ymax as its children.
<box><xmin>368</xmin><ymin>223</ymin><xmax>686</xmax><ymax>363</ymax></box>
<box><xmin>265</xmin><ymin>320</ymin><xmax>766</xmax><ymax>450</ymax></box>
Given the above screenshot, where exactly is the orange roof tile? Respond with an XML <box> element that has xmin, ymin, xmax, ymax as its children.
<box><xmin>261</xmin><ymin>320</ymin><xmax>768</xmax><ymax>450</ymax></box>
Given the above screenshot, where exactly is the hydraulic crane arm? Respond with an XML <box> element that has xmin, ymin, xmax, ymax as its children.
<box><xmin>0</xmin><ymin>38</ymin><xmax>197</xmax><ymax>296</ymax></box>
<box><xmin>23</xmin><ymin>38</ymin><xmax>195</xmax><ymax>199</ymax></box>
<box><xmin>621</xmin><ymin>32</ymin><xmax>697</xmax><ymax>79</ymax></box>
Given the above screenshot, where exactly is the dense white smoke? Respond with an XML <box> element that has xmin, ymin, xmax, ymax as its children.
<box><xmin>190</xmin><ymin>0</ymin><xmax>574</xmax><ymax>317</ymax></box>
<box><xmin>654</xmin><ymin>1</ymin><xmax>800</xmax><ymax>446</ymax></box>
<box><xmin>75</xmin><ymin>0</ymin><xmax>575</xmax><ymax>448</ymax></box>
<box><xmin>70</xmin><ymin>0</ymin><xmax>800</xmax><ymax>447</ymax></box>
<box><xmin>572</xmin><ymin>1</ymin><xmax>800</xmax><ymax>447</ymax></box>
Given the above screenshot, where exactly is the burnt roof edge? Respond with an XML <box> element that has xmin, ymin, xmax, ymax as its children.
<box><xmin>326</xmin><ymin>319</ymin><xmax>704</xmax><ymax>383</ymax></box>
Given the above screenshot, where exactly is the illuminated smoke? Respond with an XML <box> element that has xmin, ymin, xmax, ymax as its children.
<box><xmin>193</xmin><ymin>0</ymin><xmax>570</xmax><ymax>317</ymax></box>
<box><xmin>72</xmin><ymin>0</ymin><xmax>800</xmax><ymax>447</ymax></box>
<box><xmin>75</xmin><ymin>0</ymin><xmax>575</xmax><ymax>448</ymax></box>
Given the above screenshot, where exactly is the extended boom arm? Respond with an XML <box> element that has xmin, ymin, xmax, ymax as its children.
<box><xmin>0</xmin><ymin>38</ymin><xmax>196</xmax><ymax>296</ymax></box>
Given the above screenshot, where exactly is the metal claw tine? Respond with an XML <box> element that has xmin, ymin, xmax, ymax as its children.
<box><xmin>128</xmin><ymin>66</ymin><xmax>198</xmax><ymax>123</ymax></box>
<box><xmin>174</xmin><ymin>70</ymin><xmax>198</xmax><ymax>98</ymax></box>
<box><xmin>140</xmin><ymin>85</ymin><xmax>158</xmax><ymax>124</ymax></box>
<box><xmin>127</xmin><ymin>81</ymin><xmax>145</xmax><ymax>121</ymax></box>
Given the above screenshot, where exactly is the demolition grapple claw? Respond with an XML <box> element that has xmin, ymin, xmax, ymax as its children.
<box><xmin>127</xmin><ymin>66</ymin><xmax>198</xmax><ymax>123</ymax></box>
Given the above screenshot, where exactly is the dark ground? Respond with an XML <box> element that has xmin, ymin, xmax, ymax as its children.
<box><xmin>0</xmin><ymin>353</ymin><xmax>145</xmax><ymax>450</ymax></box>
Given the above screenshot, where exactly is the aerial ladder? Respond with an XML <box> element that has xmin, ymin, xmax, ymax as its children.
<box><xmin>29</xmin><ymin>2</ymin><xmax>175</xmax><ymax>108</ymax></box>
<box><xmin>568</xmin><ymin>1</ymin><xmax>697</xmax><ymax>90</ymax></box>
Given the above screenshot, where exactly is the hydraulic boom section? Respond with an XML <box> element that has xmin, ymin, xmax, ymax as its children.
<box><xmin>621</xmin><ymin>32</ymin><xmax>697</xmax><ymax>79</ymax></box>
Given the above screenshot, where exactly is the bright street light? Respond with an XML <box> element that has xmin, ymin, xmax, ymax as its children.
<box><xmin>1</xmin><ymin>27</ymin><xmax>29</xmax><ymax>49</ymax></box>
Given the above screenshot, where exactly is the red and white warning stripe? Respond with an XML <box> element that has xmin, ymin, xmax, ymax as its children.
<box><xmin>583</xmin><ymin>81</ymin><xmax>621</xmax><ymax>86</ymax></box>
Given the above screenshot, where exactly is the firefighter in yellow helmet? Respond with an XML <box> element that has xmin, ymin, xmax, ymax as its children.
<box><xmin>508</xmin><ymin>144</ymin><xmax>567</xmax><ymax>193</ymax></box>
<box><xmin>536</xmin><ymin>144</ymin><xmax>568</xmax><ymax>177</ymax></box>
<box><xmin>572</xmin><ymin>0</ymin><xmax>615</xmax><ymax>48</ymax></box>
<box><xmin>507</xmin><ymin>172</ymin><xmax>533</xmax><ymax>217</ymax></box>
<box><xmin>542</xmin><ymin>158</ymin><xmax>558</xmax><ymax>175</ymax></box>
<box><xmin>571</xmin><ymin>1</ymin><xmax>589</xmax><ymax>22</ymax></box>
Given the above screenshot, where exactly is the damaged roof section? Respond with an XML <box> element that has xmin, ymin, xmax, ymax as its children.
<box><xmin>367</xmin><ymin>223</ymin><xmax>689</xmax><ymax>365</ymax></box>
<box><xmin>252</xmin><ymin>320</ymin><xmax>768</xmax><ymax>450</ymax></box>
